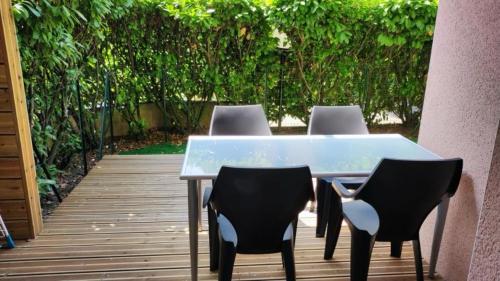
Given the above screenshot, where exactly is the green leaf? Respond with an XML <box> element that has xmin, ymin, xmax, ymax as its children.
<box><xmin>26</xmin><ymin>4</ymin><xmax>41</xmax><ymax>17</ymax></box>
<box><xmin>73</xmin><ymin>9</ymin><xmax>87</xmax><ymax>22</ymax></box>
<box><xmin>377</xmin><ymin>34</ymin><xmax>394</xmax><ymax>46</ymax></box>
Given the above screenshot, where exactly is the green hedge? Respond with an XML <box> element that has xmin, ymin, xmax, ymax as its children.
<box><xmin>101</xmin><ymin>0</ymin><xmax>436</xmax><ymax>131</ymax></box>
<box><xmin>12</xmin><ymin>0</ymin><xmax>437</xmax><ymax>192</ymax></box>
<box><xmin>271</xmin><ymin>0</ymin><xmax>436</xmax><ymax>124</ymax></box>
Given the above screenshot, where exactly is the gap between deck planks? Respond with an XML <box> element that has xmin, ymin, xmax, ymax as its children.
<box><xmin>0</xmin><ymin>155</ymin><xmax>443</xmax><ymax>281</ymax></box>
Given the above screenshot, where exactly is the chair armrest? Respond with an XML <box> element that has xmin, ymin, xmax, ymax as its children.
<box><xmin>331</xmin><ymin>178</ymin><xmax>364</xmax><ymax>198</ymax></box>
<box><xmin>203</xmin><ymin>186</ymin><xmax>213</xmax><ymax>208</ymax></box>
<box><xmin>218</xmin><ymin>214</ymin><xmax>238</xmax><ymax>247</ymax></box>
<box><xmin>282</xmin><ymin>222</ymin><xmax>294</xmax><ymax>242</ymax></box>
<box><xmin>342</xmin><ymin>200</ymin><xmax>379</xmax><ymax>236</ymax></box>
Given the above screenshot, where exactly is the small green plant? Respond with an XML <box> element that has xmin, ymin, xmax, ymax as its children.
<box><xmin>128</xmin><ymin>119</ymin><xmax>148</xmax><ymax>140</ymax></box>
<box><xmin>35</xmin><ymin>165</ymin><xmax>58</xmax><ymax>196</ymax></box>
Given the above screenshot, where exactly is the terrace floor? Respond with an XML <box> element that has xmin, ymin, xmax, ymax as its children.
<box><xmin>0</xmin><ymin>155</ymin><xmax>442</xmax><ymax>280</ymax></box>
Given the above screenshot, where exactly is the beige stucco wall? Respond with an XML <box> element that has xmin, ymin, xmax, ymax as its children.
<box><xmin>110</xmin><ymin>103</ymin><xmax>165</xmax><ymax>137</ymax></box>
<box><xmin>107</xmin><ymin>102</ymin><xmax>215</xmax><ymax>137</ymax></box>
<box><xmin>467</xmin><ymin>123</ymin><xmax>500</xmax><ymax>280</ymax></box>
<box><xmin>417</xmin><ymin>0</ymin><xmax>500</xmax><ymax>280</ymax></box>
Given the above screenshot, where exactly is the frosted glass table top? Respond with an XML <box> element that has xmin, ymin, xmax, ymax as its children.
<box><xmin>180</xmin><ymin>134</ymin><xmax>440</xmax><ymax>180</ymax></box>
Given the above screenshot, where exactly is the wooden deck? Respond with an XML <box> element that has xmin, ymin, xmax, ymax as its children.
<box><xmin>0</xmin><ymin>155</ymin><xmax>442</xmax><ymax>280</ymax></box>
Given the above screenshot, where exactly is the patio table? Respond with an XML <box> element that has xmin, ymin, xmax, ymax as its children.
<box><xmin>180</xmin><ymin>134</ymin><xmax>448</xmax><ymax>281</ymax></box>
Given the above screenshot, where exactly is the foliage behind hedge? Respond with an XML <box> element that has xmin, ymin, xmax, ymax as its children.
<box><xmin>11</xmin><ymin>0</ymin><xmax>437</xmax><ymax>193</ymax></box>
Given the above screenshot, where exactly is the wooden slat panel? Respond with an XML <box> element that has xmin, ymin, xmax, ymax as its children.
<box><xmin>0</xmin><ymin>44</ymin><xmax>5</xmax><ymax>63</ymax></box>
<box><xmin>0</xmin><ymin>111</ymin><xmax>15</xmax><ymax>133</ymax></box>
<box><xmin>0</xmin><ymin>199</ymin><xmax>28</xmax><ymax>220</ymax></box>
<box><xmin>0</xmin><ymin>0</ymin><xmax>42</xmax><ymax>237</ymax></box>
<box><xmin>0</xmin><ymin>88</ymin><xmax>11</xmax><ymax>111</ymax></box>
<box><xmin>4</xmin><ymin>219</ymin><xmax>30</xmax><ymax>239</ymax></box>
<box><xmin>0</xmin><ymin>64</ymin><xmax>7</xmax><ymax>88</ymax></box>
<box><xmin>0</xmin><ymin>157</ymin><xmax>21</xmax><ymax>178</ymax></box>
<box><xmin>0</xmin><ymin>179</ymin><xmax>24</xmax><ymax>199</ymax></box>
<box><xmin>0</xmin><ymin>134</ymin><xmax>18</xmax><ymax>156</ymax></box>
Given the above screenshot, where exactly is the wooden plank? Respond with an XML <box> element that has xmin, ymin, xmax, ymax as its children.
<box><xmin>0</xmin><ymin>199</ymin><xmax>28</xmax><ymax>220</ymax></box>
<box><xmin>0</xmin><ymin>111</ymin><xmax>15</xmax><ymax>133</ymax></box>
<box><xmin>0</xmin><ymin>88</ymin><xmax>11</xmax><ymax>111</ymax></box>
<box><xmin>0</xmin><ymin>254</ymin><xmax>421</xmax><ymax>275</ymax></box>
<box><xmin>0</xmin><ymin>243</ymin><xmax>409</xmax><ymax>261</ymax></box>
<box><xmin>0</xmin><ymin>0</ymin><xmax>42</xmax><ymax>237</ymax></box>
<box><xmin>103</xmin><ymin>154</ymin><xmax>184</xmax><ymax>160</ymax></box>
<box><xmin>0</xmin><ymin>134</ymin><xmax>18</xmax><ymax>156</ymax></box>
<box><xmin>0</xmin><ymin>157</ymin><xmax>21</xmax><ymax>178</ymax></box>
<box><xmin>0</xmin><ymin>271</ymin><xmax>432</xmax><ymax>281</ymax></box>
<box><xmin>0</xmin><ymin>179</ymin><xmax>23</xmax><ymax>199</ymax></box>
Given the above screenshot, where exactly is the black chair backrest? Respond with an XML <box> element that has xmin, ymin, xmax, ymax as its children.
<box><xmin>357</xmin><ymin>158</ymin><xmax>463</xmax><ymax>241</ymax></box>
<box><xmin>308</xmin><ymin>105</ymin><xmax>369</xmax><ymax>135</ymax></box>
<box><xmin>211</xmin><ymin>166</ymin><xmax>314</xmax><ymax>254</ymax></box>
<box><xmin>209</xmin><ymin>104</ymin><xmax>272</xmax><ymax>136</ymax></box>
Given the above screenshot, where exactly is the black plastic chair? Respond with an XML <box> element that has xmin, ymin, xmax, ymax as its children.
<box><xmin>307</xmin><ymin>105</ymin><xmax>369</xmax><ymax>237</ymax></box>
<box><xmin>209</xmin><ymin>104</ymin><xmax>272</xmax><ymax>136</ymax></box>
<box><xmin>307</xmin><ymin>105</ymin><xmax>369</xmax><ymax>135</ymax></box>
<box><xmin>324</xmin><ymin>158</ymin><xmax>463</xmax><ymax>281</ymax></box>
<box><xmin>207</xmin><ymin>104</ymin><xmax>273</xmax><ymax>275</ymax></box>
<box><xmin>203</xmin><ymin>166</ymin><xmax>314</xmax><ymax>281</ymax></box>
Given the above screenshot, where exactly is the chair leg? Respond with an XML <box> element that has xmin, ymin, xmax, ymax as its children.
<box><xmin>350</xmin><ymin>229</ymin><xmax>376</xmax><ymax>281</ymax></box>
<box><xmin>292</xmin><ymin>217</ymin><xmax>298</xmax><ymax>247</ymax></box>
<box><xmin>316</xmin><ymin>178</ymin><xmax>326</xmax><ymax>237</ymax></box>
<box><xmin>320</xmin><ymin>186</ymin><xmax>332</xmax><ymax>237</ymax></box>
<box><xmin>390</xmin><ymin>241</ymin><xmax>403</xmax><ymax>258</ymax></box>
<box><xmin>309</xmin><ymin>187</ymin><xmax>316</xmax><ymax>212</ymax></box>
<box><xmin>413</xmin><ymin>239</ymin><xmax>424</xmax><ymax>281</ymax></box>
<box><xmin>218</xmin><ymin>240</ymin><xmax>236</xmax><ymax>281</ymax></box>
<box><xmin>324</xmin><ymin>192</ymin><xmax>343</xmax><ymax>259</ymax></box>
<box><xmin>281</xmin><ymin>253</ymin><xmax>285</xmax><ymax>269</ymax></box>
<box><xmin>282</xmin><ymin>240</ymin><xmax>296</xmax><ymax>281</ymax></box>
<box><xmin>283</xmin><ymin>220</ymin><xmax>296</xmax><ymax>269</ymax></box>
<box><xmin>208</xmin><ymin>205</ymin><xmax>219</xmax><ymax>271</ymax></box>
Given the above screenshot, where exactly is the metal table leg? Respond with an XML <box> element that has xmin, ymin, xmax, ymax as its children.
<box><xmin>429</xmin><ymin>196</ymin><xmax>450</xmax><ymax>278</ymax></box>
<box><xmin>197</xmin><ymin>180</ymin><xmax>202</xmax><ymax>231</ymax></box>
<box><xmin>188</xmin><ymin>180</ymin><xmax>199</xmax><ymax>281</ymax></box>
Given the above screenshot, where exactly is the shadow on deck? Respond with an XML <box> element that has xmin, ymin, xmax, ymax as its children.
<box><xmin>0</xmin><ymin>155</ymin><xmax>442</xmax><ymax>280</ymax></box>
